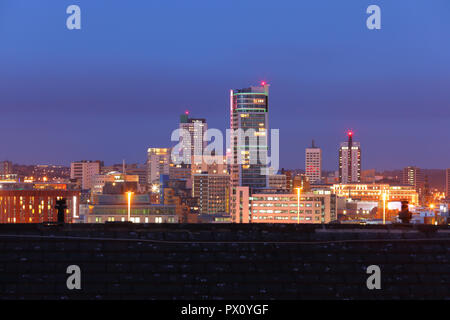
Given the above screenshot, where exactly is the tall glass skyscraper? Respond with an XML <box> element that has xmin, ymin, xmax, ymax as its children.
<box><xmin>230</xmin><ymin>82</ymin><xmax>269</xmax><ymax>190</ymax></box>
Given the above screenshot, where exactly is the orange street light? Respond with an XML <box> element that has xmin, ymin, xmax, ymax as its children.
<box><xmin>295</xmin><ymin>187</ymin><xmax>303</xmax><ymax>224</ymax></box>
<box><xmin>127</xmin><ymin>191</ymin><xmax>133</xmax><ymax>222</ymax></box>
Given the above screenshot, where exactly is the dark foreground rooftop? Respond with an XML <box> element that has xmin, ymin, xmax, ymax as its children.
<box><xmin>0</xmin><ymin>223</ymin><xmax>449</xmax><ymax>300</ymax></box>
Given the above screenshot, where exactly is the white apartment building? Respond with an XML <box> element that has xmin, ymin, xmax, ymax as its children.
<box><xmin>305</xmin><ymin>141</ymin><xmax>322</xmax><ymax>183</ymax></box>
<box><xmin>70</xmin><ymin>160</ymin><xmax>101</xmax><ymax>190</ymax></box>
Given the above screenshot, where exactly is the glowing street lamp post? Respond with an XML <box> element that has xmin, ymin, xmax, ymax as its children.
<box><xmin>127</xmin><ymin>191</ymin><xmax>133</xmax><ymax>222</ymax></box>
<box><xmin>295</xmin><ymin>187</ymin><xmax>302</xmax><ymax>224</ymax></box>
<box><xmin>382</xmin><ymin>192</ymin><xmax>387</xmax><ymax>225</ymax></box>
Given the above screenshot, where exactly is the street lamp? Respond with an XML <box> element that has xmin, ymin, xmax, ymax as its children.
<box><xmin>295</xmin><ymin>187</ymin><xmax>302</xmax><ymax>224</ymax></box>
<box><xmin>382</xmin><ymin>192</ymin><xmax>387</xmax><ymax>225</ymax></box>
<box><xmin>127</xmin><ymin>191</ymin><xmax>133</xmax><ymax>222</ymax></box>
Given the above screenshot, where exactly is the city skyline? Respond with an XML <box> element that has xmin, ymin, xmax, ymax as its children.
<box><xmin>0</xmin><ymin>1</ymin><xmax>449</xmax><ymax>169</ymax></box>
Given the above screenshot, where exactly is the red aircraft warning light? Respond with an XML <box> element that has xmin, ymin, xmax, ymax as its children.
<box><xmin>347</xmin><ymin>130</ymin><xmax>353</xmax><ymax>137</ymax></box>
<box><xmin>261</xmin><ymin>81</ymin><xmax>267</xmax><ymax>86</ymax></box>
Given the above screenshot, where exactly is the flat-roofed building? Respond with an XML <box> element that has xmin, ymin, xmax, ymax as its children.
<box><xmin>332</xmin><ymin>183</ymin><xmax>419</xmax><ymax>205</ymax></box>
<box><xmin>232</xmin><ymin>187</ymin><xmax>337</xmax><ymax>224</ymax></box>
<box><xmin>268</xmin><ymin>174</ymin><xmax>287</xmax><ymax>190</ymax></box>
<box><xmin>70</xmin><ymin>160</ymin><xmax>102</xmax><ymax>190</ymax></box>
<box><xmin>147</xmin><ymin>148</ymin><xmax>170</xmax><ymax>185</ymax></box>
<box><xmin>0</xmin><ymin>189</ymin><xmax>80</xmax><ymax>223</ymax></box>
<box><xmin>92</xmin><ymin>171</ymin><xmax>140</xmax><ymax>194</ymax></box>
<box><xmin>88</xmin><ymin>193</ymin><xmax>178</xmax><ymax>224</ymax></box>
<box><xmin>305</xmin><ymin>141</ymin><xmax>322</xmax><ymax>183</ymax></box>
<box><xmin>193</xmin><ymin>173</ymin><xmax>229</xmax><ymax>215</ymax></box>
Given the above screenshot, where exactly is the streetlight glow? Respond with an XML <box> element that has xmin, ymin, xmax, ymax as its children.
<box><xmin>295</xmin><ymin>187</ymin><xmax>302</xmax><ymax>224</ymax></box>
<box><xmin>127</xmin><ymin>191</ymin><xmax>133</xmax><ymax>222</ymax></box>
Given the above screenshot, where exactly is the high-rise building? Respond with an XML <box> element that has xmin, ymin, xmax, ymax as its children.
<box><xmin>402</xmin><ymin>166</ymin><xmax>424</xmax><ymax>200</ymax></box>
<box><xmin>179</xmin><ymin>112</ymin><xmax>207</xmax><ymax>165</ymax></box>
<box><xmin>230</xmin><ymin>82</ymin><xmax>269</xmax><ymax>190</ymax></box>
<box><xmin>147</xmin><ymin>148</ymin><xmax>170</xmax><ymax>186</ymax></box>
<box><xmin>339</xmin><ymin>131</ymin><xmax>361</xmax><ymax>183</ymax></box>
<box><xmin>193</xmin><ymin>174</ymin><xmax>229</xmax><ymax>215</ymax></box>
<box><xmin>305</xmin><ymin>140</ymin><xmax>322</xmax><ymax>183</ymax></box>
<box><xmin>70</xmin><ymin>160</ymin><xmax>102</xmax><ymax>190</ymax></box>
<box><xmin>192</xmin><ymin>155</ymin><xmax>229</xmax><ymax>215</ymax></box>
<box><xmin>445</xmin><ymin>168</ymin><xmax>450</xmax><ymax>199</ymax></box>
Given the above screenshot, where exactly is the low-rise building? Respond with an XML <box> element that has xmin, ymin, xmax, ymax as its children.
<box><xmin>87</xmin><ymin>193</ymin><xmax>178</xmax><ymax>223</ymax></box>
<box><xmin>232</xmin><ymin>187</ymin><xmax>337</xmax><ymax>224</ymax></box>
<box><xmin>0</xmin><ymin>188</ymin><xmax>80</xmax><ymax>223</ymax></box>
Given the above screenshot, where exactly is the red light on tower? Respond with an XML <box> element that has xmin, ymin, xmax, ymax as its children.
<box><xmin>347</xmin><ymin>130</ymin><xmax>353</xmax><ymax>137</ymax></box>
<box><xmin>261</xmin><ymin>81</ymin><xmax>267</xmax><ymax>86</ymax></box>
<box><xmin>185</xmin><ymin>110</ymin><xmax>189</xmax><ymax>115</ymax></box>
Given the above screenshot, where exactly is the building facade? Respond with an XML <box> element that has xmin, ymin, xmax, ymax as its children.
<box><xmin>179</xmin><ymin>113</ymin><xmax>207</xmax><ymax>165</ymax></box>
<box><xmin>0</xmin><ymin>189</ymin><xmax>80</xmax><ymax>223</ymax></box>
<box><xmin>339</xmin><ymin>131</ymin><xmax>361</xmax><ymax>183</ymax></box>
<box><xmin>402</xmin><ymin>166</ymin><xmax>424</xmax><ymax>200</ymax></box>
<box><xmin>268</xmin><ymin>174</ymin><xmax>287</xmax><ymax>190</ymax></box>
<box><xmin>147</xmin><ymin>148</ymin><xmax>170</xmax><ymax>186</ymax></box>
<box><xmin>70</xmin><ymin>160</ymin><xmax>101</xmax><ymax>190</ymax></box>
<box><xmin>88</xmin><ymin>193</ymin><xmax>177</xmax><ymax>223</ymax></box>
<box><xmin>232</xmin><ymin>187</ymin><xmax>337</xmax><ymax>224</ymax></box>
<box><xmin>230</xmin><ymin>83</ymin><xmax>269</xmax><ymax>190</ymax></box>
<box><xmin>192</xmin><ymin>173</ymin><xmax>229</xmax><ymax>215</ymax></box>
<box><xmin>305</xmin><ymin>141</ymin><xmax>322</xmax><ymax>183</ymax></box>
<box><xmin>332</xmin><ymin>184</ymin><xmax>419</xmax><ymax>205</ymax></box>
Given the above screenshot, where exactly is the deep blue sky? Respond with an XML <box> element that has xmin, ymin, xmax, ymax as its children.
<box><xmin>0</xmin><ymin>0</ymin><xmax>449</xmax><ymax>170</ymax></box>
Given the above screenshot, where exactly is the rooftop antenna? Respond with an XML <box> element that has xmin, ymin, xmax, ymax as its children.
<box><xmin>123</xmin><ymin>159</ymin><xmax>126</xmax><ymax>174</ymax></box>
<box><xmin>312</xmin><ymin>139</ymin><xmax>316</xmax><ymax>148</ymax></box>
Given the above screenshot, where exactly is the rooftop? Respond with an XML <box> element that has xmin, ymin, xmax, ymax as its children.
<box><xmin>0</xmin><ymin>223</ymin><xmax>449</xmax><ymax>299</ymax></box>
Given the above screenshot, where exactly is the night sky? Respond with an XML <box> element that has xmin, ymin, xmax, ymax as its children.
<box><xmin>0</xmin><ymin>0</ymin><xmax>449</xmax><ymax>170</ymax></box>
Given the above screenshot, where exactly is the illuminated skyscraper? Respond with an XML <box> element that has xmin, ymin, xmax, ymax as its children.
<box><xmin>179</xmin><ymin>112</ymin><xmax>207</xmax><ymax>165</ymax></box>
<box><xmin>402</xmin><ymin>166</ymin><xmax>424</xmax><ymax>193</ymax></box>
<box><xmin>230</xmin><ymin>82</ymin><xmax>269</xmax><ymax>190</ymax></box>
<box><xmin>305</xmin><ymin>140</ymin><xmax>322</xmax><ymax>183</ymax></box>
<box><xmin>339</xmin><ymin>131</ymin><xmax>361</xmax><ymax>184</ymax></box>
<box><xmin>147</xmin><ymin>148</ymin><xmax>170</xmax><ymax>185</ymax></box>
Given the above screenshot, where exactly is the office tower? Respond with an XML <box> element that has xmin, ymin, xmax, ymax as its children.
<box><xmin>70</xmin><ymin>160</ymin><xmax>102</xmax><ymax>190</ymax></box>
<box><xmin>230</xmin><ymin>82</ymin><xmax>269</xmax><ymax>190</ymax></box>
<box><xmin>402</xmin><ymin>166</ymin><xmax>424</xmax><ymax>199</ymax></box>
<box><xmin>192</xmin><ymin>155</ymin><xmax>229</xmax><ymax>215</ymax></box>
<box><xmin>147</xmin><ymin>148</ymin><xmax>170</xmax><ymax>185</ymax></box>
<box><xmin>179</xmin><ymin>112</ymin><xmax>207</xmax><ymax>165</ymax></box>
<box><xmin>339</xmin><ymin>131</ymin><xmax>361</xmax><ymax>183</ymax></box>
<box><xmin>305</xmin><ymin>140</ymin><xmax>322</xmax><ymax>183</ymax></box>
<box><xmin>191</xmin><ymin>155</ymin><xmax>227</xmax><ymax>176</ymax></box>
<box><xmin>446</xmin><ymin>168</ymin><xmax>450</xmax><ymax>199</ymax></box>
<box><xmin>193</xmin><ymin>174</ymin><xmax>229</xmax><ymax>215</ymax></box>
